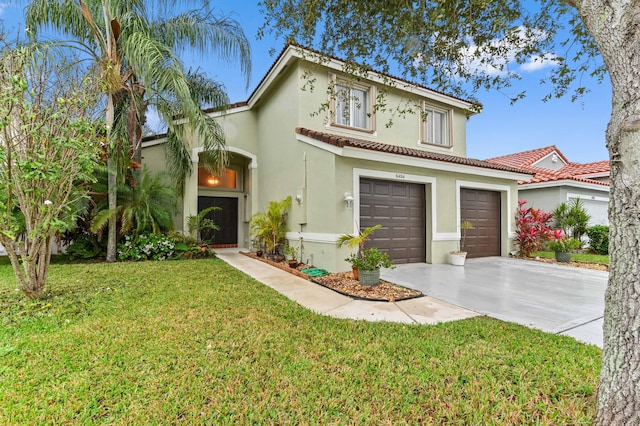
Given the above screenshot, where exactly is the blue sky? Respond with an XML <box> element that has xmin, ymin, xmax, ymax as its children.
<box><xmin>1</xmin><ymin>1</ymin><xmax>611</xmax><ymax>163</ymax></box>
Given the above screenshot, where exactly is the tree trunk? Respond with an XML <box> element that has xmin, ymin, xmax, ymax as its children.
<box><xmin>0</xmin><ymin>234</ymin><xmax>51</xmax><ymax>298</ymax></box>
<box><xmin>106</xmin><ymin>154</ymin><xmax>117</xmax><ymax>263</ymax></box>
<box><xmin>106</xmin><ymin>94</ymin><xmax>117</xmax><ymax>263</ymax></box>
<box><xmin>580</xmin><ymin>1</ymin><xmax>640</xmax><ymax>423</ymax></box>
<box><xmin>128</xmin><ymin>82</ymin><xmax>146</xmax><ymax>187</ymax></box>
<box><xmin>21</xmin><ymin>236</ymin><xmax>50</xmax><ymax>298</ymax></box>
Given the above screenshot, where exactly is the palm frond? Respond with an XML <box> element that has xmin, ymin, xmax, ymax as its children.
<box><xmin>153</xmin><ymin>8</ymin><xmax>251</xmax><ymax>87</ymax></box>
<box><xmin>165</xmin><ymin>131</ymin><xmax>192</xmax><ymax>195</ymax></box>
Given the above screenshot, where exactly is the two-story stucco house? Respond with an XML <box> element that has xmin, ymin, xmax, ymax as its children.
<box><xmin>142</xmin><ymin>45</ymin><xmax>531</xmax><ymax>272</ymax></box>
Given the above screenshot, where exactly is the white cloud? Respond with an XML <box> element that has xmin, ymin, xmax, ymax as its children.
<box><xmin>520</xmin><ymin>55</ymin><xmax>559</xmax><ymax>72</ymax></box>
<box><xmin>446</xmin><ymin>27</ymin><xmax>558</xmax><ymax>77</ymax></box>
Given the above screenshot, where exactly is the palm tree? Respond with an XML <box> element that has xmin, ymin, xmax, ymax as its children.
<box><xmin>25</xmin><ymin>0</ymin><xmax>251</xmax><ymax>261</ymax></box>
<box><xmin>90</xmin><ymin>166</ymin><xmax>178</xmax><ymax>238</ymax></box>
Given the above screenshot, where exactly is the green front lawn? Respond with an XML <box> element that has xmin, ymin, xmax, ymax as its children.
<box><xmin>531</xmin><ymin>251</ymin><xmax>610</xmax><ymax>265</ymax></box>
<box><xmin>1</xmin><ymin>259</ymin><xmax>601</xmax><ymax>424</ymax></box>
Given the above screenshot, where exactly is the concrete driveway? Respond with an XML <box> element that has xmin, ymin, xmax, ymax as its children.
<box><xmin>382</xmin><ymin>257</ymin><xmax>607</xmax><ymax>347</ymax></box>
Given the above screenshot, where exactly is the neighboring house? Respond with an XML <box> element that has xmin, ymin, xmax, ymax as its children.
<box><xmin>142</xmin><ymin>45</ymin><xmax>531</xmax><ymax>272</ymax></box>
<box><xmin>486</xmin><ymin>146</ymin><xmax>610</xmax><ymax>226</ymax></box>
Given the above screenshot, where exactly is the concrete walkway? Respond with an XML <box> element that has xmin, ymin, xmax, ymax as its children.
<box><xmin>216</xmin><ymin>250</ymin><xmax>479</xmax><ymax>325</ymax></box>
<box><xmin>217</xmin><ymin>250</ymin><xmax>606</xmax><ymax>347</ymax></box>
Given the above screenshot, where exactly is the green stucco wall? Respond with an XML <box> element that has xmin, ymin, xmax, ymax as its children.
<box><xmin>141</xmin><ymin>53</ymin><xmax>521</xmax><ymax>273</ymax></box>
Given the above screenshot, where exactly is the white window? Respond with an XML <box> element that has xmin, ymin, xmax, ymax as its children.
<box><xmin>331</xmin><ymin>78</ymin><xmax>374</xmax><ymax>131</ymax></box>
<box><xmin>421</xmin><ymin>105</ymin><xmax>451</xmax><ymax>147</ymax></box>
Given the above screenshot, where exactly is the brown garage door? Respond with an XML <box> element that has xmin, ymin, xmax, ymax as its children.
<box><xmin>460</xmin><ymin>188</ymin><xmax>501</xmax><ymax>258</ymax></box>
<box><xmin>360</xmin><ymin>178</ymin><xmax>425</xmax><ymax>264</ymax></box>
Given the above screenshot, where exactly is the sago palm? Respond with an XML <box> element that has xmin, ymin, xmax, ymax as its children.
<box><xmin>25</xmin><ymin>0</ymin><xmax>251</xmax><ymax>261</ymax></box>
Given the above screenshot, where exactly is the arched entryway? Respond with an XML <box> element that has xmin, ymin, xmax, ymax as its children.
<box><xmin>186</xmin><ymin>146</ymin><xmax>257</xmax><ymax>248</ymax></box>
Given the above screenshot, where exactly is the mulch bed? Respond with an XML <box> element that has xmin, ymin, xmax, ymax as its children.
<box><xmin>521</xmin><ymin>256</ymin><xmax>609</xmax><ymax>272</ymax></box>
<box><xmin>312</xmin><ymin>272</ymin><xmax>423</xmax><ymax>302</ymax></box>
<box><xmin>240</xmin><ymin>252</ymin><xmax>422</xmax><ymax>302</ymax></box>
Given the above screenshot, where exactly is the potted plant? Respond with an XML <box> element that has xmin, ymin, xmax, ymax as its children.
<box><xmin>548</xmin><ymin>235</ymin><xmax>582</xmax><ymax>262</ymax></box>
<box><xmin>337</xmin><ymin>224</ymin><xmax>382</xmax><ymax>279</ymax></box>
<box><xmin>346</xmin><ymin>247</ymin><xmax>394</xmax><ymax>286</ymax></box>
<box><xmin>250</xmin><ymin>196</ymin><xmax>292</xmax><ymax>262</ymax></box>
<box><xmin>284</xmin><ymin>244</ymin><xmax>298</xmax><ymax>268</ymax></box>
<box><xmin>450</xmin><ymin>220</ymin><xmax>474</xmax><ymax>266</ymax></box>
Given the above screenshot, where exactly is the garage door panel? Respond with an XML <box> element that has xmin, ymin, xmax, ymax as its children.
<box><xmin>373</xmin><ymin>183</ymin><xmax>390</xmax><ymax>196</ymax></box>
<box><xmin>390</xmin><ymin>227</ymin><xmax>409</xmax><ymax>238</ymax></box>
<box><xmin>372</xmin><ymin>205</ymin><xmax>392</xmax><ymax>218</ymax></box>
<box><xmin>461</xmin><ymin>188</ymin><xmax>501</xmax><ymax>258</ymax></box>
<box><xmin>392</xmin><ymin>206</ymin><xmax>410</xmax><ymax>217</ymax></box>
<box><xmin>360</xmin><ymin>178</ymin><xmax>426</xmax><ymax>264</ymax></box>
<box><xmin>392</xmin><ymin>185</ymin><xmax>408</xmax><ymax>197</ymax></box>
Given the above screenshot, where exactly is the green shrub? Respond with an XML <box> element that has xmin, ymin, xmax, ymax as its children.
<box><xmin>117</xmin><ymin>233</ymin><xmax>176</xmax><ymax>261</ymax></box>
<box><xmin>547</xmin><ymin>237</ymin><xmax>581</xmax><ymax>253</ymax></box>
<box><xmin>346</xmin><ymin>247</ymin><xmax>394</xmax><ymax>270</ymax></box>
<box><xmin>586</xmin><ymin>225</ymin><xmax>609</xmax><ymax>254</ymax></box>
<box><xmin>64</xmin><ymin>233</ymin><xmax>103</xmax><ymax>260</ymax></box>
<box><xmin>167</xmin><ymin>232</ymin><xmax>217</xmax><ymax>259</ymax></box>
<box><xmin>250</xmin><ymin>197</ymin><xmax>292</xmax><ymax>254</ymax></box>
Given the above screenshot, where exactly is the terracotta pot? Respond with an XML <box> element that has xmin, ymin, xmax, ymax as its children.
<box><xmin>288</xmin><ymin>261</ymin><xmax>298</xmax><ymax>268</ymax></box>
<box><xmin>352</xmin><ymin>265</ymin><xmax>359</xmax><ymax>280</ymax></box>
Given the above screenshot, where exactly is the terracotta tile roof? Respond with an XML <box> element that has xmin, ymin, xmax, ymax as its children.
<box><xmin>295</xmin><ymin>127</ymin><xmax>531</xmax><ymax>175</ymax></box>
<box><xmin>485</xmin><ymin>145</ymin><xmax>569</xmax><ymax>168</ymax></box>
<box><xmin>560</xmin><ymin>160</ymin><xmax>610</xmax><ymax>177</ymax></box>
<box><xmin>487</xmin><ymin>147</ymin><xmax>609</xmax><ymax>187</ymax></box>
<box><xmin>524</xmin><ymin>167</ymin><xmax>608</xmax><ymax>186</ymax></box>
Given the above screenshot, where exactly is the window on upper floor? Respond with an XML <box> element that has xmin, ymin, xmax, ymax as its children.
<box><xmin>420</xmin><ymin>104</ymin><xmax>451</xmax><ymax>147</ymax></box>
<box><xmin>330</xmin><ymin>77</ymin><xmax>375</xmax><ymax>132</ymax></box>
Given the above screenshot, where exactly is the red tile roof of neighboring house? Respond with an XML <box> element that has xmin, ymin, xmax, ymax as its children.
<box><xmin>485</xmin><ymin>145</ymin><xmax>570</xmax><ymax>169</ymax></box>
<box><xmin>295</xmin><ymin>127</ymin><xmax>531</xmax><ymax>175</ymax></box>
<box><xmin>486</xmin><ymin>147</ymin><xmax>609</xmax><ymax>187</ymax></box>
<box><xmin>560</xmin><ymin>160</ymin><xmax>610</xmax><ymax>177</ymax></box>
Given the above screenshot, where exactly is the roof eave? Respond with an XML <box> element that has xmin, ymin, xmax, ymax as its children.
<box><xmin>519</xmin><ymin>179</ymin><xmax>610</xmax><ymax>191</ymax></box>
<box><xmin>247</xmin><ymin>45</ymin><xmax>478</xmax><ymax>113</ymax></box>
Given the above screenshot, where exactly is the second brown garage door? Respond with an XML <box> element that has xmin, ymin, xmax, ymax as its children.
<box><xmin>360</xmin><ymin>178</ymin><xmax>426</xmax><ymax>264</ymax></box>
<box><xmin>460</xmin><ymin>188</ymin><xmax>501</xmax><ymax>258</ymax></box>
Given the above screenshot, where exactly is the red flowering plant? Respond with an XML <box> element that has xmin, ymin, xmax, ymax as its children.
<box><xmin>514</xmin><ymin>200</ymin><xmax>556</xmax><ymax>257</ymax></box>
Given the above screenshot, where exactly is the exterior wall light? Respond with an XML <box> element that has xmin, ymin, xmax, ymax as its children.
<box><xmin>344</xmin><ymin>192</ymin><xmax>354</xmax><ymax>209</ymax></box>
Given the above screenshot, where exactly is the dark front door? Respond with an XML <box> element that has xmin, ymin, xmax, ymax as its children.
<box><xmin>197</xmin><ymin>196</ymin><xmax>238</xmax><ymax>245</ymax></box>
<box><xmin>460</xmin><ymin>188</ymin><xmax>501</xmax><ymax>258</ymax></box>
